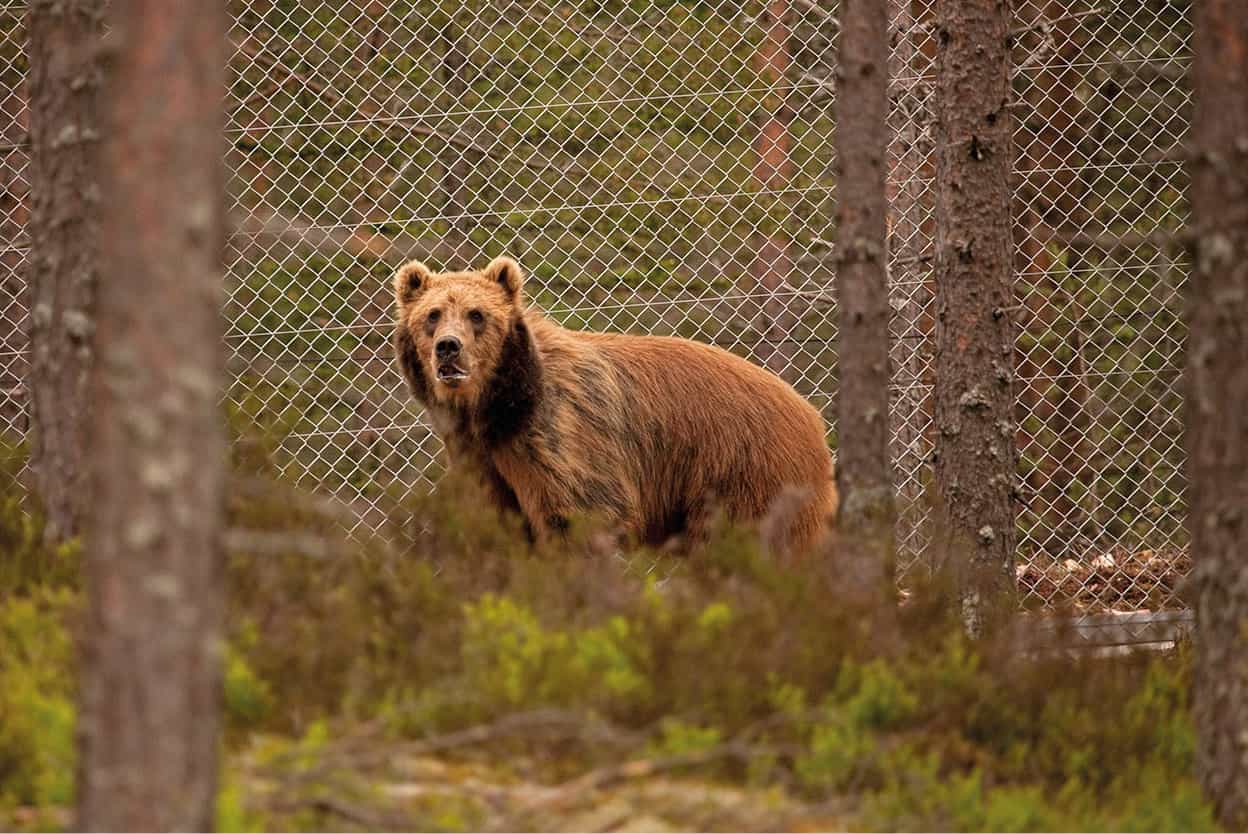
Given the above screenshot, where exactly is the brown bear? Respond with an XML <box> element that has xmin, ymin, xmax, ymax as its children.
<box><xmin>392</xmin><ymin>255</ymin><xmax>838</xmax><ymax>555</ymax></box>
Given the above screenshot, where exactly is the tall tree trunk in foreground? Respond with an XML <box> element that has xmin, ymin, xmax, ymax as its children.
<box><xmin>24</xmin><ymin>0</ymin><xmax>105</xmax><ymax>541</ymax></box>
<box><xmin>1189</xmin><ymin>0</ymin><xmax>1248</xmax><ymax>826</ymax></box>
<box><xmin>931</xmin><ymin>0</ymin><xmax>1018</xmax><ymax>636</ymax></box>
<box><xmin>834</xmin><ymin>0</ymin><xmax>895</xmax><ymax>595</ymax></box>
<box><xmin>77</xmin><ymin>0</ymin><xmax>227</xmax><ymax>829</ymax></box>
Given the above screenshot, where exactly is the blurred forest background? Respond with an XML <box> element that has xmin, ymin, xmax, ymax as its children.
<box><xmin>0</xmin><ymin>0</ymin><xmax>1191</xmax><ymax>609</ymax></box>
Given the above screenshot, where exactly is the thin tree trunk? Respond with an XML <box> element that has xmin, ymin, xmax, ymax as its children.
<box><xmin>750</xmin><ymin>0</ymin><xmax>797</xmax><ymax>380</ymax></box>
<box><xmin>1189</xmin><ymin>0</ymin><xmax>1248</xmax><ymax>826</ymax></box>
<box><xmin>834</xmin><ymin>0</ymin><xmax>894</xmax><ymax>595</ymax></box>
<box><xmin>931</xmin><ymin>0</ymin><xmax>1018</xmax><ymax>636</ymax></box>
<box><xmin>24</xmin><ymin>0</ymin><xmax>104</xmax><ymax>541</ymax></box>
<box><xmin>77</xmin><ymin>1</ymin><xmax>227</xmax><ymax>830</ymax></box>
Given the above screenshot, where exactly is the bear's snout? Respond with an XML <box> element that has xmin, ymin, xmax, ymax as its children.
<box><xmin>436</xmin><ymin>335</ymin><xmax>462</xmax><ymax>360</ymax></box>
<box><xmin>433</xmin><ymin>333</ymin><xmax>470</xmax><ymax>386</ymax></box>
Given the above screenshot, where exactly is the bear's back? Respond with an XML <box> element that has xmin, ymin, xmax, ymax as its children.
<box><xmin>528</xmin><ymin>315</ymin><xmax>835</xmax><ymax>549</ymax></box>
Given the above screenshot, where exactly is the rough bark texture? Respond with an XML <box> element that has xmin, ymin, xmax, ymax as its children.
<box><xmin>931</xmin><ymin>0</ymin><xmax>1018</xmax><ymax>635</ymax></box>
<box><xmin>1189</xmin><ymin>0</ymin><xmax>1248</xmax><ymax>826</ymax></box>
<box><xmin>76</xmin><ymin>1</ymin><xmax>227</xmax><ymax>830</ymax></box>
<box><xmin>834</xmin><ymin>0</ymin><xmax>895</xmax><ymax>591</ymax></box>
<box><xmin>750</xmin><ymin>0</ymin><xmax>797</xmax><ymax>380</ymax></box>
<box><xmin>24</xmin><ymin>0</ymin><xmax>104</xmax><ymax>541</ymax></box>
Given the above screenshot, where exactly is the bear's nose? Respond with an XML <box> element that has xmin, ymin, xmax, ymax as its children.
<box><xmin>435</xmin><ymin>336</ymin><xmax>462</xmax><ymax>359</ymax></box>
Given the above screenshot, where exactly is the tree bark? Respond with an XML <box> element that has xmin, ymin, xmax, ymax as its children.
<box><xmin>931</xmin><ymin>0</ymin><xmax>1018</xmax><ymax>636</ymax></box>
<box><xmin>77</xmin><ymin>1</ymin><xmax>227</xmax><ymax>830</ymax></box>
<box><xmin>834</xmin><ymin>0</ymin><xmax>895</xmax><ymax>594</ymax></box>
<box><xmin>24</xmin><ymin>0</ymin><xmax>105</xmax><ymax>541</ymax></box>
<box><xmin>1189</xmin><ymin>0</ymin><xmax>1248</xmax><ymax>826</ymax></box>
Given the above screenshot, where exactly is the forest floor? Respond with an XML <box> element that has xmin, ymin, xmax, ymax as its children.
<box><xmin>0</xmin><ymin>442</ymin><xmax>1216</xmax><ymax>833</ymax></box>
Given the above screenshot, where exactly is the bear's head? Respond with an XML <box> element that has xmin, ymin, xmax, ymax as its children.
<box><xmin>392</xmin><ymin>255</ymin><xmax>532</xmax><ymax>411</ymax></box>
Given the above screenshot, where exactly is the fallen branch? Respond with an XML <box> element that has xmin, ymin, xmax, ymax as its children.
<box><xmin>235</xmin><ymin>709</ymin><xmax>653</xmax><ymax>828</ymax></box>
<box><xmin>402</xmin><ymin>709</ymin><xmax>642</xmax><ymax>758</ymax></box>
<box><xmin>311</xmin><ymin>797</ymin><xmax>407</xmax><ymax>830</ymax></box>
<box><xmin>256</xmin><ymin>795</ymin><xmax>415</xmax><ymax>832</ymax></box>
<box><xmin>258</xmin><ymin>709</ymin><xmax>646</xmax><ymax>784</ymax></box>
<box><xmin>530</xmin><ymin>740</ymin><xmax>798</xmax><ymax>811</ymax></box>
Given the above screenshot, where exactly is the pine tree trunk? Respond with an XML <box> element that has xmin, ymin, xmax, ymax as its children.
<box><xmin>1189</xmin><ymin>0</ymin><xmax>1248</xmax><ymax>826</ymax></box>
<box><xmin>76</xmin><ymin>0</ymin><xmax>227</xmax><ymax>829</ymax></box>
<box><xmin>931</xmin><ymin>0</ymin><xmax>1018</xmax><ymax>636</ymax></box>
<box><xmin>834</xmin><ymin>0</ymin><xmax>895</xmax><ymax>593</ymax></box>
<box><xmin>24</xmin><ymin>0</ymin><xmax>104</xmax><ymax>541</ymax></box>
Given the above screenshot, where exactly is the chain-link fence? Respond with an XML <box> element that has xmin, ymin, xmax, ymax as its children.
<box><xmin>0</xmin><ymin>0</ymin><xmax>1191</xmax><ymax>611</ymax></box>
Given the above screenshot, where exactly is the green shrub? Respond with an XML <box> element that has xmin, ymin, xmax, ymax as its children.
<box><xmin>0</xmin><ymin>443</ymin><xmax>77</xmax><ymax>598</ymax></box>
<box><xmin>224</xmin><ymin>625</ymin><xmax>276</xmax><ymax>731</ymax></box>
<box><xmin>647</xmin><ymin>718</ymin><xmax>722</xmax><ymax>757</ymax></box>
<box><xmin>0</xmin><ymin>587</ymin><xmax>77</xmax><ymax>811</ymax></box>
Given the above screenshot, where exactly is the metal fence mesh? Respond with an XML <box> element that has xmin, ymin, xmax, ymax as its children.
<box><xmin>0</xmin><ymin>0</ymin><xmax>1191</xmax><ymax>611</ymax></box>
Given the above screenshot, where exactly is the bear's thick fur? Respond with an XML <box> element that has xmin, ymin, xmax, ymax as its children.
<box><xmin>392</xmin><ymin>256</ymin><xmax>837</xmax><ymax>554</ymax></box>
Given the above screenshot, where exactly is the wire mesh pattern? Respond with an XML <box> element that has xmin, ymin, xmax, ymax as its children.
<box><xmin>0</xmin><ymin>0</ymin><xmax>1191</xmax><ymax>610</ymax></box>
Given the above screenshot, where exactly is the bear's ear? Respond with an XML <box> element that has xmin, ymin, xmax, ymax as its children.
<box><xmin>393</xmin><ymin>260</ymin><xmax>432</xmax><ymax>307</ymax></box>
<box><xmin>482</xmin><ymin>256</ymin><xmax>524</xmax><ymax>302</ymax></box>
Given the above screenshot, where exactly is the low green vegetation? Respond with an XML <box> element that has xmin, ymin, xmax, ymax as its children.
<box><xmin>0</xmin><ymin>432</ymin><xmax>1216</xmax><ymax>831</ymax></box>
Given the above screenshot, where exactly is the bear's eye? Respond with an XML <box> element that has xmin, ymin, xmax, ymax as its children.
<box><xmin>427</xmin><ymin>309</ymin><xmax>441</xmax><ymax>324</ymax></box>
<box><xmin>468</xmin><ymin>310</ymin><xmax>485</xmax><ymax>325</ymax></box>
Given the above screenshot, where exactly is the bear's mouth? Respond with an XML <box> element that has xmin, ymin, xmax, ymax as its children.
<box><xmin>436</xmin><ymin>362</ymin><xmax>469</xmax><ymax>386</ymax></box>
